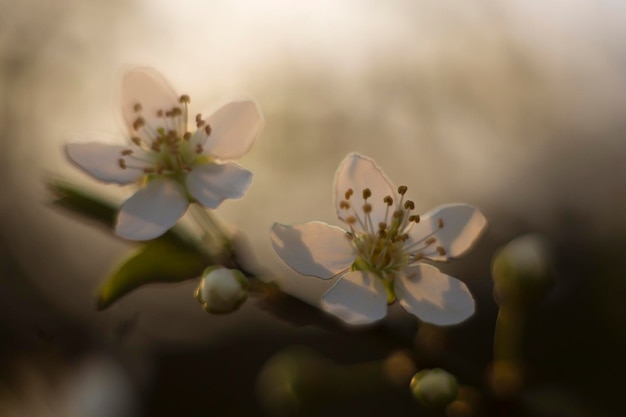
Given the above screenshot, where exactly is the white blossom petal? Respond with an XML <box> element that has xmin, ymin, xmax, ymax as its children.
<box><xmin>407</xmin><ymin>204</ymin><xmax>487</xmax><ymax>261</ymax></box>
<box><xmin>193</xmin><ymin>101</ymin><xmax>264</xmax><ymax>160</ymax></box>
<box><xmin>321</xmin><ymin>271</ymin><xmax>387</xmax><ymax>325</ymax></box>
<box><xmin>65</xmin><ymin>142</ymin><xmax>148</xmax><ymax>185</ymax></box>
<box><xmin>334</xmin><ymin>153</ymin><xmax>395</xmax><ymax>229</ymax></box>
<box><xmin>395</xmin><ymin>264</ymin><xmax>475</xmax><ymax>325</ymax></box>
<box><xmin>122</xmin><ymin>68</ymin><xmax>179</xmax><ymax>139</ymax></box>
<box><xmin>185</xmin><ymin>162</ymin><xmax>252</xmax><ymax>209</ymax></box>
<box><xmin>270</xmin><ymin>222</ymin><xmax>355</xmax><ymax>279</ymax></box>
<box><xmin>116</xmin><ymin>179</ymin><xmax>189</xmax><ymax>240</ymax></box>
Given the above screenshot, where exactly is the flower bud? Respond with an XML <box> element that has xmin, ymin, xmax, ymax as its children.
<box><xmin>195</xmin><ymin>267</ymin><xmax>248</xmax><ymax>314</ymax></box>
<box><xmin>491</xmin><ymin>234</ymin><xmax>555</xmax><ymax>308</ymax></box>
<box><xmin>410</xmin><ymin>368</ymin><xmax>459</xmax><ymax>408</ymax></box>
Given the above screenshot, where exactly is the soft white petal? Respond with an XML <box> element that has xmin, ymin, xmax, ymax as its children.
<box><xmin>122</xmin><ymin>68</ymin><xmax>179</xmax><ymax>139</ymax></box>
<box><xmin>406</xmin><ymin>204</ymin><xmax>487</xmax><ymax>261</ymax></box>
<box><xmin>193</xmin><ymin>100</ymin><xmax>264</xmax><ymax>160</ymax></box>
<box><xmin>321</xmin><ymin>271</ymin><xmax>387</xmax><ymax>325</ymax></box>
<box><xmin>334</xmin><ymin>153</ymin><xmax>395</xmax><ymax>229</ymax></box>
<box><xmin>270</xmin><ymin>222</ymin><xmax>355</xmax><ymax>279</ymax></box>
<box><xmin>65</xmin><ymin>142</ymin><xmax>148</xmax><ymax>184</ymax></box>
<box><xmin>185</xmin><ymin>162</ymin><xmax>252</xmax><ymax>209</ymax></box>
<box><xmin>116</xmin><ymin>179</ymin><xmax>189</xmax><ymax>240</ymax></box>
<box><xmin>395</xmin><ymin>264</ymin><xmax>475</xmax><ymax>325</ymax></box>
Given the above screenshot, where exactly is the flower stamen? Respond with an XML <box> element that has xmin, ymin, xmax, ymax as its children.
<box><xmin>132</xmin><ymin>117</ymin><xmax>145</xmax><ymax>131</ymax></box>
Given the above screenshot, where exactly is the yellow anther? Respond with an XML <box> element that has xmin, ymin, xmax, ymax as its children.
<box><xmin>383</xmin><ymin>195</ymin><xmax>393</xmax><ymax>206</ymax></box>
<box><xmin>393</xmin><ymin>210</ymin><xmax>404</xmax><ymax>219</ymax></box>
<box><xmin>437</xmin><ymin>218</ymin><xmax>444</xmax><ymax>228</ymax></box>
<box><xmin>204</xmin><ymin>124</ymin><xmax>212</xmax><ymax>136</ymax></box>
<box><xmin>409</xmin><ymin>215</ymin><xmax>420</xmax><ymax>223</ymax></box>
<box><xmin>195</xmin><ymin>113</ymin><xmax>203</xmax><ymax>122</ymax></box>
<box><xmin>197</xmin><ymin>120</ymin><xmax>206</xmax><ymax>128</ymax></box>
<box><xmin>121</xmin><ymin>149</ymin><xmax>133</xmax><ymax>156</ymax></box>
<box><xmin>397</xmin><ymin>185</ymin><xmax>408</xmax><ymax>195</ymax></box>
<box><xmin>133</xmin><ymin>103</ymin><xmax>142</xmax><ymax>112</ymax></box>
<box><xmin>339</xmin><ymin>201</ymin><xmax>350</xmax><ymax>209</ymax></box>
<box><xmin>131</xmin><ymin>137</ymin><xmax>142</xmax><ymax>146</ymax></box>
<box><xmin>179</xmin><ymin>94</ymin><xmax>190</xmax><ymax>103</ymax></box>
<box><xmin>171</xmin><ymin>107</ymin><xmax>182</xmax><ymax>117</ymax></box>
<box><xmin>362</xmin><ymin>188</ymin><xmax>372</xmax><ymax>199</ymax></box>
<box><xmin>345</xmin><ymin>189</ymin><xmax>354</xmax><ymax>200</ymax></box>
<box><xmin>436</xmin><ymin>246</ymin><xmax>447</xmax><ymax>256</ymax></box>
<box><xmin>118</xmin><ymin>158</ymin><xmax>127</xmax><ymax>169</ymax></box>
<box><xmin>404</xmin><ymin>200</ymin><xmax>415</xmax><ymax>210</ymax></box>
<box><xmin>363</xmin><ymin>203</ymin><xmax>372</xmax><ymax>213</ymax></box>
<box><xmin>425</xmin><ymin>237</ymin><xmax>436</xmax><ymax>245</ymax></box>
<box><xmin>346</xmin><ymin>216</ymin><xmax>357</xmax><ymax>224</ymax></box>
<box><xmin>413</xmin><ymin>253</ymin><xmax>424</xmax><ymax>261</ymax></box>
<box><xmin>183</xmin><ymin>132</ymin><xmax>192</xmax><ymax>140</ymax></box>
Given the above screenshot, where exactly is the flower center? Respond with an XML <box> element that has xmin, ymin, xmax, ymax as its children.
<box><xmin>339</xmin><ymin>185</ymin><xmax>446</xmax><ymax>279</ymax></box>
<box><xmin>117</xmin><ymin>94</ymin><xmax>212</xmax><ymax>178</ymax></box>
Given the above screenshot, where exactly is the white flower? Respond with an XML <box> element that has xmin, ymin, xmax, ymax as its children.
<box><xmin>195</xmin><ymin>267</ymin><xmax>248</xmax><ymax>314</ymax></box>
<box><xmin>65</xmin><ymin>68</ymin><xmax>264</xmax><ymax>240</ymax></box>
<box><xmin>271</xmin><ymin>153</ymin><xmax>487</xmax><ymax>326</ymax></box>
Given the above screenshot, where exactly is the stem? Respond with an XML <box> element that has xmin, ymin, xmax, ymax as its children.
<box><xmin>491</xmin><ymin>304</ymin><xmax>525</xmax><ymax>398</ymax></box>
<box><xmin>191</xmin><ymin>204</ymin><xmax>230</xmax><ymax>244</ymax></box>
<box><xmin>187</xmin><ymin>204</ymin><xmax>239</xmax><ymax>267</ymax></box>
<box><xmin>493</xmin><ymin>306</ymin><xmax>524</xmax><ymax>364</ymax></box>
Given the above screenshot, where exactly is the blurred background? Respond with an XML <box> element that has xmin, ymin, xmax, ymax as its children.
<box><xmin>1</xmin><ymin>0</ymin><xmax>626</xmax><ymax>415</ymax></box>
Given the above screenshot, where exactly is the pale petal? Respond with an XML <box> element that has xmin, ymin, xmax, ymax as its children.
<box><xmin>395</xmin><ymin>264</ymin><xmax>475</xmax><ymax>325</ymax></box>
<box><xmin>122</xmin><ymin>68</ymin><xmax>180</xmax><ymax>139</ymax></box>
<box><xmin>192</xmin><ymin>101</ymin><xmax>264</xmax><ymax>159</ymax></box>
<box><xmin>270</xmin><ymin>222</ymin><xmax>355</xmax><ymax>279</ymax></box>
<box><xmin>116</xmin><ymin>179</ymin><xmax>189</xmax><ymax>240</ymax></box>
<box><xmin>321</xmin><ymin>271</ymin><xmax>387</xmax><ymax>325</ymax></box>
<box><xmin>334</xmin><ymin>153</ymin><xmax>395</xmax><ymax>229</ymax></box>
<box><xmin>406</xmin><ymin>204</ymin><xmax>487</xmax><ymax>261</ymax></box>
<box><xmin>65</xmin><ymin>142</ymin><xmax>148</xmax><ymax>184</ymax></box>
<box><xmin>186</xmin><ymin>162</ymin><xmax>252</xmax><ymax>209</ymax></box>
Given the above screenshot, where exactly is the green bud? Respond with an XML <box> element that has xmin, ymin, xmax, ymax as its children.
<box><xmin>491</xmin><ymin>234</ymin><xmax>555</xmax><ymax>308</ymax></box>
<box><xmin>410</xmin><ymin>368</ymin><xmax>459</xmax><ymax>408</ymax></box>
<box><xmin>195</xmin><ymin>266</ymin><xmax>248</xmax><ymax>314</ymax></box>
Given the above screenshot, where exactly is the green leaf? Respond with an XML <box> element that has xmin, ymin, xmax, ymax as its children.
<box><xmin>47</xmin><ymin>179</ymin><xmax>118</xmax><ymax>229</ymax></box>
<box><xmin>97</xmin><ymin>238</ymin><xmax>207</xmax><ymax>310</ymax></box>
